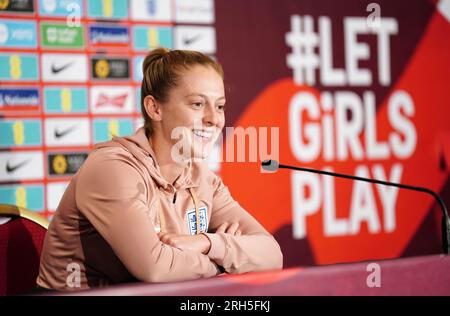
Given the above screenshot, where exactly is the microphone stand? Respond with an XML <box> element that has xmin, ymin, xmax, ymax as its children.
<box><xmin>263</xmin><ymin>160</ymin><xmax>450</xmax><ymax>254</ymax></box>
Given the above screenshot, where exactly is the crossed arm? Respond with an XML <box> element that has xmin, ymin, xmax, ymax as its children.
<box><xmin>158</xmin><ymin>222</ymin><xmax>242</xmax><ymax>255</ymax></box>
<box><xmin>76</xmin><ymin>154</ymin><xmax>283</xmax><ymax>282</ymax></box>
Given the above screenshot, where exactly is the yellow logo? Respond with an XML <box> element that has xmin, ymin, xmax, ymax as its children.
<box><xmin>61</xmin><ymin>88</ymin><xmax>72</xmax><ymax>112</ymax></box>
<box><xmin>95</xmin><ymin>59</ymin><xmax>110</xmax><ymax>78</ymax></box>
<box><xmin>53</xmin><ymin>155</ymin><xmax>68</xmax><ymax>174</ymax></box>
<box><xmin>108</xmin><ymin>119</ymin><xmax>119</xmax><ymax>139</ymax></box>
<box><xmin>0</xmin><ymin>0</ymin><xmax>9</xmax><ymax>11</ymax></box>
<box><xmin>148</xmin><ymin>28</ymin><xmax>159</xmax><ymax>49</ymax></box>
<box><xmin>10</xmin><ymin>54</ymin><xmax>21</xmax><ymax>80</ymax></box>
<box><xmin>13</xmin><ymin>121</ymin><xmax>25</xmax><ymax>145</ymax></box>
<box><xmin>102</xmin><ymin>0</ymin><xmax>113</xmax><ymax>17</ymax></box>
<box><xmin>15</xmin><ymin>186</ymin><xmax>27</xmax><ymax>208</ymax></box>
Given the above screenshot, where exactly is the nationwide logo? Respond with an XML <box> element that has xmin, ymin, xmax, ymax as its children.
<box><xmin>0</xmin><ymin>119</ymin><xmax>42</xmax><ymax>147</ymax></box>
<box><xmin>0</xmin><ymin>20</ymin><xmax>37</xmax><ymax>48</ymax></box>
<box><xmin>39</xmin><ymin>0</ymin><xmax>83</xmax><ymax>17</ymax></box>
<box><xmin>0</xmin><ymin>0</ymin><xmax>34</xmax><ymax>13</ymax></box>
<box><xmin>41</xmin><ymin>53</ymin><xmax>87</xmax><ymax>82</ymax></box>
<box><xmin>90</xmin><ymin>86</ymin><xmax>133</xmax><ymax>114</ymax></box>
<box><xmin>87</xmin><ymin>0</ymin><xmax>128</xmax><ymax>20</ymax></box>
<box><xmin>91</xmin><ymin>57</ymin><xmax>129</xmax><ymax>80</ymax></box>
<box><xmin>174</xmin><ymin>26</ymin><xmax>216</xmax><ymax>54</ymax></box>
<box><xmin>45</xmin><ymin>118</ymin><xmax>90</xmax><ymax>146</ymax></box>
<box><xmin>0</xmin><ymin>88</ymin><xmax>39</xmax><ymax>111</ymax></box>
<box><xmin>0</xmin><ymin>151</ymin><xmax>44</xmax><ymax>182</ymax></box>
<box><xmin>41</xmin><ymin>22</ymin><xmax>84</xmax><ymax>49</ymax></box>
<box><xmin>88</xmin><ymin>24</ymin><xmax>129</xmax><ymax>46</ymax></box>
<box><xmin>130</xmin><ymin>0</ymin><xmax>172</xmax><ymax>22</ymax></box>
<box><xmin>48</xmin><ymin>152</ymin><xmax>87</xmax><ymax>176</ymax></box>
<box><xmin>44</xmin><ymin>87</ymin><xmax>88</xmax><ymax>113</ymax></box>
<box><xmin>133</xmin><ymin>25</ymin><xmax>172</xmax><ymax>51</ymax></box>
<box><xmin>0</xmin><ymin>53</ymin><xmax>39</xmax><ymax>81</ymax></box>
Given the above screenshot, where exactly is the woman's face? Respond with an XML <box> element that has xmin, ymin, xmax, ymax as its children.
<box><xmin>157</xmin><ymin>65</ymin><xmax>226</xmax><ymax>161</ymax></box>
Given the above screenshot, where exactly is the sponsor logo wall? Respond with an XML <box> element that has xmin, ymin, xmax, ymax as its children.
<box><xmin>0</xmin><ymin>0</ymin><xmax>217</xmax><ymax>219</ymax></box>
<box><xmin>4</xmin><ymin>0</ymin><xmax>446</xmax><ymax>267</ymax></box>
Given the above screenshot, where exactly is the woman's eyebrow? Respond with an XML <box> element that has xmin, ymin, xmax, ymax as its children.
<box><xmin>184</xmin><ymin>93</ymin><xmax>226</xmax><ymax>102</ymax></box>
<box><xmin>185</xmin><ymin>93</ymin><xmax>207</xmax><ymax>99</ymax></box>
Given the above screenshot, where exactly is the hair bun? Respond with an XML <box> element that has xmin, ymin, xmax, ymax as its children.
<box><xmin>142</xmin><ymin>47</ymin><xmax>170</xmax><ymax>73</ymax></box>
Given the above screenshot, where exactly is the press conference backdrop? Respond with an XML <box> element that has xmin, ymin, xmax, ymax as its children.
<box><xmin>1</xmin><ymin>0</ymin><xmax>450</xmax><ymax>267</ymax></box>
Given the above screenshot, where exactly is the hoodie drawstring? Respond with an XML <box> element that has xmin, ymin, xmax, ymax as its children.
<box><xmin>187</xmin><ymin>188</ymin><xmax>201</xmax><ymax>235</ymax></box>
<box><xmin>172</xmin><ymin>191</ymin><xmax>177</xmax><ymax>204</ymax></box>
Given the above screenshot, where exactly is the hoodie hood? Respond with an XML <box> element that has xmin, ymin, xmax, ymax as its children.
<box><xmin>92</xmin><ymin>127</ymin><xmax>201</xmax><ymax>191</ymax></box>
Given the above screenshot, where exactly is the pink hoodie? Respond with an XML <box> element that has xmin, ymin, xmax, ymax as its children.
<box><xmin>37</xmin><ymin>127</ymin><xmax>283</xmax><ymax>291</ymax></box>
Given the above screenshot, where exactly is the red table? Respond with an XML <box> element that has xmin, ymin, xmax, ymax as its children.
<box><xmin>56</xmin><ymin>254</ymin><xmax>450</xmax><ymax>296</ymax></box>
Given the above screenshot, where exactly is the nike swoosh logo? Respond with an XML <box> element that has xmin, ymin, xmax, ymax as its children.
<box><xmin>6</xmin><ymin>159</ymin><xmax>31</xmax><ymax>173</ymax></box>
<box><xmin>54</xmin><ymin>125</ymin><xmax>77</xmax><ymax>139</ymax></box>
<box><xmin>183</xmin><ymin>33</ymin><xmax>202</xmax><ymax>46</ymax></box>
<box><xmin>51</xmin><ymin>61</ymin><xmax>74</xmax><ymax>74</ymax></box>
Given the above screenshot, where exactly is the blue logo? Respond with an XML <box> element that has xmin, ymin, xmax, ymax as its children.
<box><xmin>0</xmin><ymin>185</ymin><xmax>44</xmax><ymax>211</ymax></box>
<box><xmin>186</xmin><ymin>206</ymin><xmax>209</xmax><ymax>235</ymax></box>
<box><xmin>87</xmin><ymin>0</ymin><xmax>128</xmax><ymax>20</ymax></box>
<box><xmin>0</xmin><ymin>119</ymin><xmax>42</xmax><ymax>147</ymax></box>
<box><xmin>93</xmin><ymin>118</ymin><xmax>134</xmax><ymax>143</ymax></box>
<box><xmin>44</xmin><ymin>87</ymin><xmax>88</xmax><ymax>113</ymax></box>
<box><xmin>0</xmin><ymin>53</ymin><xmax>39</xmax><ymax>81</ymax></box>
<box><xmin>38</xmin><ymin>0</ymin><xmax>83</xmax><ymax>17</ymax></box>
<box><xmin>133</xmin><ymin>55</ymin><xmax>144</xmax><ymax>82</ymax></box>
<box><xmin>89</xmin><ymin>24</ymin><xmax>129</xmax><ymax>45</ymax></box>
<box><xmin>133</xmin><ymin>26</ymin><xmax>172</xmax><ymax>51</ymax></box>
<box><xmin>0</xmin><ymin>20</ymin><xmax>37</xmax><ymax>48</ymax></box>
<box><xmin>0</xmin><ymin>88</ymin><xmax>39</xmax><ymax>108</ymax></box>
<box><xmin>147</xmin><ymin>0</ymin><xmax>156</xmax><ymax>15</ymax></box>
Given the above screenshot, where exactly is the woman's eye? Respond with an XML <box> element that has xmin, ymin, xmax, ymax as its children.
<box><xmin>217</xmin><ymin>105</ymin><xmax>226</xmax><ymax>111</ymax></box>
<box><xmin>192</xmin><ymin>102</ymin><xmax>204</xmax><ymax>108</ymax></box>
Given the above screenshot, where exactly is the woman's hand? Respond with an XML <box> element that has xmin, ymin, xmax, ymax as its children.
<box><xmin>158</xmin><ymin>222</ymin><xmax>242</xmax><ymax>254</ymax></box>
<box><xmin>215</xmin><ymin>222</ymin><xmax>242</xmax><ymax>236</ymax></box>
<box><xmin>158</xmin><ymin>233</ymin><xmax>211</xmax><ymax>254</ymax></box>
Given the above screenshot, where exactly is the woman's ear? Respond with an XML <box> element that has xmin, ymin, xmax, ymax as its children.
<box><xmin>144</xmin><ymin>95</ymin><xmax>162</xmax><ymax>122</ymax></box>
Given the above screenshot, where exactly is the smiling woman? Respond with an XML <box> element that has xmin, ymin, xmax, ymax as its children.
<box><xmin>36</xmin><ymin>48</ymin><xmax>283</xmax><ymax>291</ymax></box>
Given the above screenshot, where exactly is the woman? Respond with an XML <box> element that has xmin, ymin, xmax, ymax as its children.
<box><xmin>37</xmin><ymin>48</ymin><xmax>283</xmax><ymax>291</ymax></box>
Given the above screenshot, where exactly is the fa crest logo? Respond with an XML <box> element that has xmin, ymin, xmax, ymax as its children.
<box><xmin>186</xmin><ymin>206</ymin><xmax>208</xmax><ymax>235</ymax></box>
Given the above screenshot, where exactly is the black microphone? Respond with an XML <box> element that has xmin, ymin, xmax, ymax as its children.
<box><xmin>261</xmin><ymin>159</ymin><xmax>450</xmax><ymax>255</ymax></box>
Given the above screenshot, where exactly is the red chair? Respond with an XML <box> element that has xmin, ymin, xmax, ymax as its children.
<box><xmin>0</xmin><ymin>204</ymin><xmax>49</xmax><ymax>296</ymax></box>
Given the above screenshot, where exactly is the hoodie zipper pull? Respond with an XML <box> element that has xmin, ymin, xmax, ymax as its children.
<box><xmin>172</xmin><ymin>191</ymin><xmax>177</xmax><ymax>204</ymax></box>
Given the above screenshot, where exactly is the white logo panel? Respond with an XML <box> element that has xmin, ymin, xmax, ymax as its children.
<box><xmin>41</xmin><ymin>53</ymin><xmax>88</xmax><ymax>82</ymax></box>
<box><xmin>45</xmin><ymin>118</ymin><xmax>90</xmax><ymax>146</ymax></box>
<box><xmin>90</xmin><ymin>86</ymin><xmax>134</xmax><ymax>114</ymax></box>
<box><xmin>175</xmin><ymin>0</ymin><xmax>215</xmax><ymax>24</ymax></box>
<box><xmin>0</xmin><ymin>151</ymin><xmax>44</xmax><ymax>182</ymax></box>
<box><xmin>174</xmin><ymin>26</ymin><xmax>216</xmax><ymax>54</ymax></box>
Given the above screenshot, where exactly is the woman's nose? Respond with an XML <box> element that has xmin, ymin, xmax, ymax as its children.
<box><xmin>203</xmin><ymin>104</ymin><xmax>221</xmax><ymax>126</ymax></box>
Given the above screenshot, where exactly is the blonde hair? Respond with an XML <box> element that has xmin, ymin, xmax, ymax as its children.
<box><xmin>141</xmin><ymin>48</ymin><xmax>224</xmax><ymax>136</ymax></box>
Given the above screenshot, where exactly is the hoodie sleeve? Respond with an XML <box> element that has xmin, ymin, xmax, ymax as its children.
<box><xmin>75</xmin><ymin>149</ymin><xmax>220</xmax><ymax>283</ymax></box>
<box><xmin>203</xmin><ymin>175</ymin><xmax>283</xmax><ymax>274</ymax></box>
